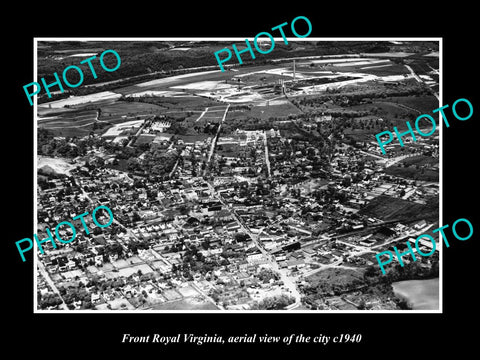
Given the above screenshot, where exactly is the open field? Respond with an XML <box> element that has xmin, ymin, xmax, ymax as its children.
<box><xmin>38</xmin><ymin>109</ymin><xmax>98</xmax><ymax>128</ymax></box>
<box><xmin>360</xmin><ymin>52</ymin><xmax>415</xmax><ymax>58</ymax></box>
<box><xmin>249</xmin><ymin>101</ymin><xmax>301</xmax><ymax>120</ymax></box>
<box><xmin>380</xmin><ymin>95</ymin><xmax>439</xmax><ymax>114</ymax></box>
<box><xmin>112</xmin><ymin>65</ymin><xmax>279</xmax><ymax>96</ymax></box>
<box><xmin>38</xmin><ymin>156</ymin><xmax>78</xmax><ymax>175</ymax></box>
<box><xmin>344</xmin><ymin>94</ymin><xmax>438</xmax><ymax>128</ymax></box>
<box><xmin>359</xmin><ymin>194</ymin><xmax>438</xmax><ymax>222</ymax></box>
<box><xmin>38</xmin><ymin>104</ymin><xmax>151</xmax><ymax>137</ymax></box>
<box><xmin>176</xmin><ymin>133</ymin><xmax>212</xmax><ymax>143</ymax></box>
<box><xmin>223</xmin><ymin>101</ymin><xmax>300</xmax><ymax>125</ymax></box>
<box><xmin>150</xmin><ymin>297</ymin><xmax>220</xmax><ymax>310</ymax></box>
<box><xmin>359</xmin><ymin>63</ymin><xmax>411</xmax><ymax>76</ymax></box>
<box><xmin>395</xmin><ymin>155</ymin><xmax>438</xmax><ymax>168</ymax></box>
<box><xmin>314</xmin><ymin>60</ymin><xmax>401</xmax><ymax>75</ymax></box>
<box><xmin>129</xmin><ymin>95</ymin><xmax>218</xmax><ymax>112</ymax></box>
<box><xmin>37</xmin><ymin>91</ymin><xmax>121</xmax><ymax>112</ymax></box>
<box><xmin>193</xmin><ymin>105</ymin><xmax>230</xmax><ymax>124</ymax></box>
<box><xmin>343</xmin><ymin>127</ymin><xmax>382</xmax><ymax>142</ymax></box>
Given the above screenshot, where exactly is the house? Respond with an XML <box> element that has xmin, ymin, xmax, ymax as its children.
<box><xmin>414</xmin><ymin>220</ymin><xmax>427</xmax><ymax>230</ymax></box>
<box><xmin>94</xmin><ymin>255</ymin><xmax>104</xmax><ymax>266</ymax></box>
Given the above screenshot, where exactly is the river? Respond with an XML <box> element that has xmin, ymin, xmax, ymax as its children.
<box><xmin>392</xmin><ymin>278</ymin><xmax>439</xmax><ymax>310</ymax></box>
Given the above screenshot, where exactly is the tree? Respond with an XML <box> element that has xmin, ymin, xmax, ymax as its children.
<box><xmin>396</xmin><ymin>298</ymin><xmax>411</xmax><ymax>310</ymax></box>
<box><xmin>357</xmin><ymin>300</ymin><xmax>367</xmax><ymax>310</ymax></box>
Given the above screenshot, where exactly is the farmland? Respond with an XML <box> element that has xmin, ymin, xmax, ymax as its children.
<box><xmin>358</xmin><ymin>194</ymin><xmax>439</xmax><ymax>222</ymax></box>
<box><xmin>225</xmin><ymin>101</ymin><xmax>301</xmax><ymax>123</ymax></box>
<box><xmin>37</xmin><ymin>101</ymin><xmax>165</xmax><ymax>137</ymax></box>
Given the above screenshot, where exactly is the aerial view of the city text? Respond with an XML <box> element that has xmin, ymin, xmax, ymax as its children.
<box><xmin>35</xmin><ymin>39</ymin><xmax>440</xmax><ymax>311</ymax></box>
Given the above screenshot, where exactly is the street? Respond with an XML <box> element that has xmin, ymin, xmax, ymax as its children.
<box><xmin>206</xmin><ymin>182</ymin><xmax>302</xmax><ymax>309</ymax></box>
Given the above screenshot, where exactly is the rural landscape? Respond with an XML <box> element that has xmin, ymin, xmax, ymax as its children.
<box><xmin>35</xmin><ymin>39</ymin><xmax>440</xmax><ymax>311</ymax></box>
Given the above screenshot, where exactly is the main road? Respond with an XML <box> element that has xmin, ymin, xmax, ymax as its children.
<box><xmin>206</xmin><ymin>182</ymin><xmax>302</xmax><ymax>309</ymax></box>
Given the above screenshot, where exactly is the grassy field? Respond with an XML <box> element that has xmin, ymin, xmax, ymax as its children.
<box><xmin>349</xmin><ymin>100</ymin><xmax>409</xmax><ymax>120</ymax></box>
<box><xmin>240</xmin><ymin>72</ymin><xmax>293</xmax><ymax>85</ymax></box>
<box><xmin>359</xmin><ymin>194</ymin><xmax>439</xmax><ymax>222</ymax></box>
<box><xmin>125</xmin><ymin>95</ymin><xmax>218</xmax><ymax>112</ymax></box>
<box><xmin>150</xmin><ymin>298</ymin><xmax>220</xmax><ymax>310</ymax></box>
<box><xmin>344</xmin><ymin>94</ymin><xmax>438</xmax><ymax>133</ymax></box>
<box><xmin>306</xmin><ymin>267</ymin><xmax>365</xmax><ymax>288</ymax></box>
<box><xmin>400</xmin><ymin>155</ymin><xmax>438</xmax><ymax>167</ymax></box>
<box><xmin>224</xmin><ymin>101</ymin><xmax>300</xmax><ymax>124</ymax></box>
<box><xmin>343</xmin><ymin>123</ymin><xmax>386</xmax><ymax>142</ymax></box>
<box><xmin>384</xmin><ymin>155</ymin><xmax>439</xmax><ymax>182</ymax></box>
<box><xmin>176</xmin><ymin>133</ymin><xmax>211</xmax><ymax>143</ymax></box>
<box><xmin>38</xmin><ymin>95</ymin><xmax>216</xmax><ymax>138</ymax></box>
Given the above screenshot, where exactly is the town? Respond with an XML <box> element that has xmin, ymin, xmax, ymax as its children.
<box><xmin>35</xmin><ymin>39</ymin><xmax>440</xmax><ymax>311</ymax></box>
